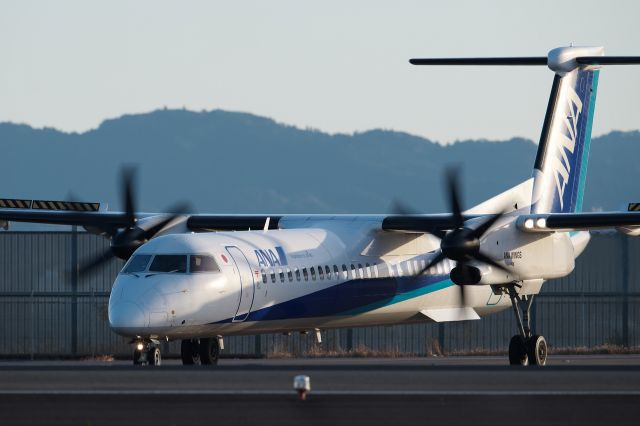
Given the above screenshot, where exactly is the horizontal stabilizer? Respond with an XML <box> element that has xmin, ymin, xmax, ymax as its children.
<box><xmin>409</xmin><ymin>57</ymin><xmax>546</xmax><ymax>66</ymax></box>
<box><xmin>410</xmin><ymin>56</ymin><xmax>640</xmax><ymax>67</ymax></box>
<box><xmin>576</xmin><ymin>56</ymin><xmax>640</xmax><ymax>65</ymax></box>
<box><xmin>420</xmin><ymin>307</ymin><xmax>480</xmax><ymax>322</ymax></box>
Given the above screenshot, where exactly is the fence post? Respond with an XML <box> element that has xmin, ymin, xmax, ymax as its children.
<box><xmin>347</xmin><ymin>328</ymin><xmax>353</xmax><ymax>352</ymax></box>
<box><xmin>621</xmin><ymin>235</ymin><xmax>630</xmax><ymax>347</ymax></box>
<box><xmin>254</xmin><ymin>334</ymin><xmax>261</xmax><ymax>356</ymax></box>
<box><xmin>438</xmin><ymin>323</ymin><xmax>445</xmax><ymax>354</ymax></box>
<box><xmin>71</xmin><ymin>226</ymin><xmax>78</xmax><ymax>357</ymax></box>
<box><xmin>30</xmin><ymin>290</ymin><xmax>35</xmax><ymax>360</ymax></box>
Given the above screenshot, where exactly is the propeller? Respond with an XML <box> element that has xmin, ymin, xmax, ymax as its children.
<box><xmin>78</xmin><ymin>167</ymin><xmax>190</xmax><ymax>277</ymax></box>
<box><xmin>416</xmin><ymin>167</ymin><xmax>510</xmax><ymax>286</ymax></box>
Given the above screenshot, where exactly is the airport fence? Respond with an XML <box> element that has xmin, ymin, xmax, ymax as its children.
<box><xmin>0</xmin><ymin>230</ymin><xmax>639</xmax><ymax>358</ymax></box>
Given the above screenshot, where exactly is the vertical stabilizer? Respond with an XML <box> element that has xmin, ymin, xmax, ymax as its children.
<box><xmin>530</xmin><ymin>46</ymin><xmax>603</xmax><ymax>214</ymax></box>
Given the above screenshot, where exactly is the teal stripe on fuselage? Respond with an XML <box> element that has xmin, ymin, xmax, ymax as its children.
<box><xmin>575</xmin><ymin>70</ymin><xmax>599</xmax><ymax>212</ymax></box>
<box><xmin>338</xmin><ymin>278</ymin><xmax>455</xmax><ymax>316</ymax></box>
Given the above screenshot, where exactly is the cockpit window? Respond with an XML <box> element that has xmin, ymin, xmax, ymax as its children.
<box><xmin>122</xmin><ymin>255</ymin><xmax>152</xmax><ymax>274</ymax></box>
<box><xmin>190</xmin><ymin>255</ymin><xmax>220</xmax><ymax>273</ymax></box>
<box><xmin>149</xmin><ymin>255</ymin><xmax>187</xmax><ymax>273</ymax></box>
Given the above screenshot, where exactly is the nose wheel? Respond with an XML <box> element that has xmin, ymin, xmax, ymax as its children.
<box><xmin>505</xmin><ymin>286</ymin><xmax>548</xmax><ymax>366</ymax></box>
<box><xmin>132</xmin><ymin>341</ymin><xmax>162</xmax><ymax>366</ymax></box>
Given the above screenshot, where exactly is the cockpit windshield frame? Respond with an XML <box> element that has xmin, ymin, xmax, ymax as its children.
<box><xmin>120</xmin><ymin>253</ymin><xmax>221</xmax><ymax>275</ymax></box>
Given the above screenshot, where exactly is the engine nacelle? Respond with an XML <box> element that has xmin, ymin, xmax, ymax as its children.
<box><xmin>455</xmin><ymin>216</ymin><xmax>577</xmax><ymax>285</ymax></box>
<box><xmin>450</xmin><ymin>263</ymin><xmax>515</xmax><ymax>286</ymax></box>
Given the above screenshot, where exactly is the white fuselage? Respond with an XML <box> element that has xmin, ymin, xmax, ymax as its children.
<box><xmin>108</xmin><ymin>215</ymin><xmax>588</xmax><ymax>340</ymax></box>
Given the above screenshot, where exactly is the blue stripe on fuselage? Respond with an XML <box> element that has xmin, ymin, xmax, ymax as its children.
<box><xmin>215</xmin><ymin>274</ymin><xmax>454</xmax><ymax>323</ymax></box>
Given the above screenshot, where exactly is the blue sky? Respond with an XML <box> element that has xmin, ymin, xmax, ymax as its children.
<box><xmin>2</xmin><ymin>0</ymin><xmax>639</xmax><ymax>143</ymax></box>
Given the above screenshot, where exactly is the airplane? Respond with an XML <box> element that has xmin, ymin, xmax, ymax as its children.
<box><xmin>2</xmin><ymin>45</ymin><xmax>640</xmax><ymax>367</ymax></box>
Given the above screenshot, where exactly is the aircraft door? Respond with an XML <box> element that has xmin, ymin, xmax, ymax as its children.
<box><xmin>226</xmin><ymin>246</ymin><xmax>255</xmax><ymax>322</ymax></box>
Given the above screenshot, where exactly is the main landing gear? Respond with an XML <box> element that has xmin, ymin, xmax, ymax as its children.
<box><xmin>132</xmin><ymin>340</ymin><xmax>162</xmax><ymax>366</ymax></box>
<box><xmin>181</xmin><ymin>337</ymin><xmax>222</xmax><ymax>365</ymax></box>
<box><xmin>506</xmin><ymin>286</ymin><xmax>547</xmax><ymax>366</ymax></box>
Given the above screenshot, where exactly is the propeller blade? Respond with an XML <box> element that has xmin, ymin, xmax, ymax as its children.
<box><xmin>445</xmin><ymin>166</ymin><xmax>464</xmax><ymax>227</ymax></box>
<box><xmin>122</xmin><ymin>167</ymin><xmax>137</xmax><ymax>227</ymax></box>
<box><xmin>389</xmin><ymin>199</ymin><xmax>447</xmax><ymax>239</ymax></box>
<box><xmin>390</xmin><ymin>199</ymin><xmax>418</xmax><ymax>216</ymax></box>
<box><xmin>417</xmin><ymin>251</ymin><xmax>446</xmax><ymax>276</ymax></box>
<box><xmin>78</xmin><ymin>248</ymin><xmax>115</xmax><ymax>277</ymax></box>
<box><xmin>141</xmin><ymin>202</ymin><xmax>192</xmax><ymax>240</ymax></box>
<box><xmin>470</xmin><ymin>210</ymin><xmax>506</xmax><ymax>239</ymax></box>
<box><xmin>453</xmin><ymin>259</ymin><xmax>470</xmax><ymax>306</ymax></box>
<box><xmin>474</xmin><ymin>251</ymin><xmax>510</xmax><ymax>273</ymax></box>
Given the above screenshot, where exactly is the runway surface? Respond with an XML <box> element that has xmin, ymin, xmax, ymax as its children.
<box><xmin>1</xmin><ymin>355</ymin><xmax>640</xmax><ymax>425</ymax></box>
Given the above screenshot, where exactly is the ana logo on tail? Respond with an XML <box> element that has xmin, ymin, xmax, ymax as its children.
<box><xmin>551</xmin><ymin>86</ymin><xmax>583</xmax><ymax>210</ymax></box>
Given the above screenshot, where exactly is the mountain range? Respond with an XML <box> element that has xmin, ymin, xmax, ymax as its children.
<box><xmin>1</xmin><ymin>109</ymin><xmax>639</xmax><ymax>217</ymax></box>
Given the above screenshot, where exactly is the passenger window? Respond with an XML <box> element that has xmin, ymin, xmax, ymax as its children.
<box><xmin>365</xmin><ymin>263</ymin><xmax>371</xmax><ymax>278</ymax></box>
<box><xmin>325</xmin><ymin>266</ymin><xmax>331</xmax><ymax>279</ymax></box>
<box><xmin>287</xmin><ymin>268</ymin><xmax>293</xmax><ymax>282</ymax></box>
<box><xmin>303</xmin><ymin>268</ymin><xmax>309</xmax><ymax>281</ymax></box>
<box><xmin>279</xmin><ymin>269</ymin><xmax>285</xmax><ymax>283</ymax></box>
<box><xmin>295</xmin><ymin>268</ymin><xmax>301</xmax><ymax>281</ymax></box>
<box><xmin>350</xmin><ymin>264</ymin><xmax>356</xmax><ymax>279</ymax></box>
<box><xmin>342</xmin><ymin>264</ymin><xmax>348</xmax><ymax>279</ymax></box>
<box><xmin>190</xmin><ymin>255</ymin><xmax>220</xmax><ymax>273</ymax></box>
<box><xmin>318</xmin><ymin>266</ymin><xmax>324</xmax><ymax>280</ymax></box>
<box><xmin>373</xmin><ymin>263</ymin><xmax>379</xmax><ymax>278</ymax></box>
<box><xmin>261</xmin><ymin>269</ymin><xmax>267</xmax><ymax>284</ymax></box>
<box><xmin>149</xmin><ymin>255</ymin><xmax>187</xmax><ymax>273</ymax></box>
<box><xmin>123</xmin><ymin>255</ymin><xmax>152</xmax><ymax>274</ymax></box>
<box><xmin>310</xmin><ymin>267</ymin><xmax>316</xmax><ymax>280</ymax></box>
<box><xmin>270</xmin><ymin>270</ymin><xmax>276</xmax><ymax>283</ymax></box>
<box><xmin>333</xmin><ymin>265</ymin><xmax>340</xmax><ymax>279</ymax></box>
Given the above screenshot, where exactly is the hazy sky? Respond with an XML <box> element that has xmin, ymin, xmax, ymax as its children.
<box><xmin>2</xmin><ymin>0</ymin><xmax>639</xmax><ymax>143</ymax></box>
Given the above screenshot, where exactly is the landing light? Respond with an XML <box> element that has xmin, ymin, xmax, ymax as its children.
<box><xmin>536</xmin><ymin>218</ymin><xmax>547</xmax><ymax>228</ymax></box>
<box><xmin>524</xmin><ymin>219</ymin><xmax>534</xmax><ymax>229</ymax></box>
<box><xmin>136</xmin><ymin>343</ymin><xmax>144</xmax><ymax>351</ymax></box>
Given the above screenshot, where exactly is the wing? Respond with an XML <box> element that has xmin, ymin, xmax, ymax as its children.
<box><xmin>516</xmin><ymin>211</ymin><xmax>640</xmax><ymax>232</ymax></box>
<box><xmin>0</xmin><ymin>198</ymin><xmax>282</xmax><ymax>233</ymax></box>
<box><xmin>0</xmin><ymin>198</ymin><xmax>130</xmax><ymax>233</ymax></box>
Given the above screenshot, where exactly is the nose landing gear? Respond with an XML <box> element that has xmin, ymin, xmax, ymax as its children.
<box><xmin>505</xmin><ymin>286</ymin><xmax>547</xmax><ymax>366</ymax></box>
<box><xmin>132</xmin><ymin>339</ymin><xmax>162</xmax><ymax>366</ymax></box>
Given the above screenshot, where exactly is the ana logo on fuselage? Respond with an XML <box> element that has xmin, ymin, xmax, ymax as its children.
<box><xmin>255</xmin><ymin>246</ymin><xmax>288</xmax><ymax>268</ymax></box>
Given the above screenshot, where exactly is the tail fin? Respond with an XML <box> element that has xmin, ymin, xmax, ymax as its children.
<box><xmin>530</xmin><ymin>46</ymin><xmax>602</xmax><ymax>214</ymax></box>
<box><xmin>410</xmin><ymin>46</ymin><xmax>640</xmax><ymax>214</ymax></box>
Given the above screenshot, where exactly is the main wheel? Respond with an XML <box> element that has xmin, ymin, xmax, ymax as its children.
<box><xmin>526</xmin><ymin>335</ymin><xmax>547</xmax><ymax>366</ymax></box>
<box><xmin>199</xmin><ymin>338</ymin><xmax>220</xmax><ymax>365</ymax></box>
<box><xmin>508</xmin><ymin>335</ymin><xmax>529</xmax><ymax>366</ymax></box>
<box><xmin>181</xmin><ymin>339</ymin><xmax>201</xmax><ymax>365</ymax></box>
<box><xmin>147</xmin><ymin>347</ymin><xmax>162</xmax><ymax>366</ymax></box>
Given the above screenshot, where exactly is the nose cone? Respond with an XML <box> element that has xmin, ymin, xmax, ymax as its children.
<box><xmin>109</xmin><ymin>301</ymin><xmax>148</xmax><ymax>336</ymax></box>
